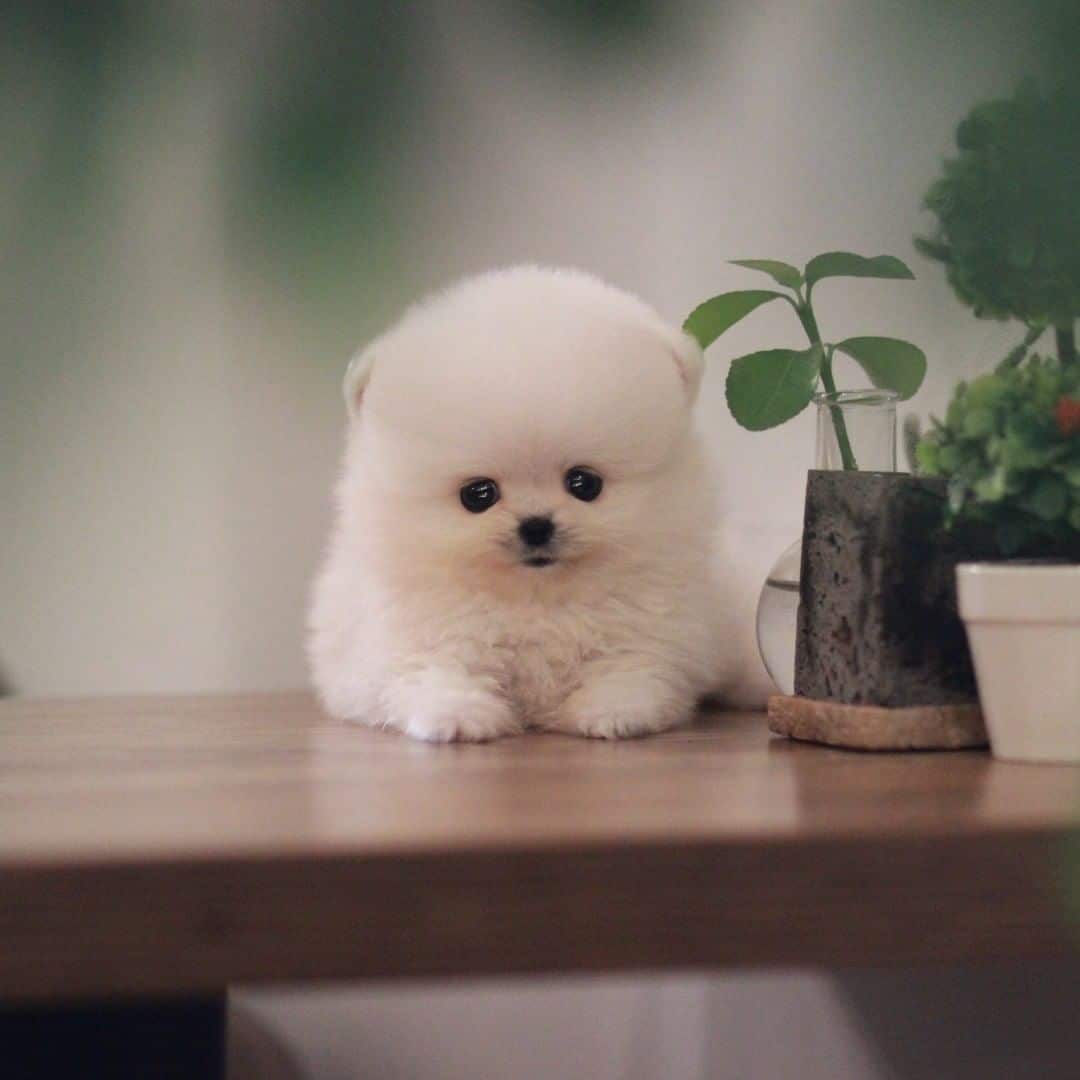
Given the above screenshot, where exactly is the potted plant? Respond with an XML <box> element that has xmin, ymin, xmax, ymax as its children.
<box><xmin>685</xmin><ymin>257</ymin><xmax>982</xmax><ymax>734</ymax></box>
<box><xmin>915</xmin><ymin>82</ymin><xmax>1080</xmax><ymax>762</ymax></box>
<box><xmin>683</xmin><ymin>252</ymin><xmax>926</xmax><ymax>456</ymax></box>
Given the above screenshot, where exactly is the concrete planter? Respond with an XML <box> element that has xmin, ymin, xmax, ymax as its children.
<box><xmin>794</xmin><ymin>470</ymin><xmax>977</xmax><ymax>707</ymax></box>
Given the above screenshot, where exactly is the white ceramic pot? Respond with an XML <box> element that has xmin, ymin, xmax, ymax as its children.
<box><xmin>956</xmin><ymin>563</ymin><xmax>1080</xmax><ymax>763</ymax></box>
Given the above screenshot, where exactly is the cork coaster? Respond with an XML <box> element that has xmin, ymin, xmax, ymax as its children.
<box><xmin>767</xmin><ymin>694</ymin><xmax>987</xmax><ymax>751</ymax></box>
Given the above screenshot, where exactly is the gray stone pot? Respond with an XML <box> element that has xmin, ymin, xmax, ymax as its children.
<box><xmin>793</xmin><ymin>470</ymin><xmax>977</xmax><ymax>707</ymax></box>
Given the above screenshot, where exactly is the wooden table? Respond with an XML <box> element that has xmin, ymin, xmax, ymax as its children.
<box><xmin>2</xmin><ymin>693</ymin><xmax>1079</xmax><ymax>1072</ymax></box>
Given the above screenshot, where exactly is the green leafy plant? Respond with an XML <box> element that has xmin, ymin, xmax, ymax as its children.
<box><xmin>916</xmin><ymin>355</ymin><xmax>1080</xmax><ymax>558</ymax></box>
<box><xmin>914</xmin><ymin>81</ymin><xmax>1080</xmax><ymax>365</ymax></box>
<box><xmin>683</xmin><ymin>253</ymin><xmax>927</xmax><ymax>470</ymax></box>
<box><xmin>915</xmin><ymin>82</ymin><xmax>1080</xmax><ymax>559</ymax></box>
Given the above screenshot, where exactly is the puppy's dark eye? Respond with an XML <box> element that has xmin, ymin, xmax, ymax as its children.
<box><xmin>564</xmin><ymin>467</ymin><xmax>603</xmax><ymax>502</ymax></box>
<box><xmin>460</xmin><ymin>478</ymin><xmax>500</xmax><ymax>513</ymax></box>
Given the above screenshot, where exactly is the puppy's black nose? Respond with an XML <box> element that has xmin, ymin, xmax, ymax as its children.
<box><xmin>518</xmin><ymin>515</ymin><xmax>555</xmax><ymax>548</ymax></box>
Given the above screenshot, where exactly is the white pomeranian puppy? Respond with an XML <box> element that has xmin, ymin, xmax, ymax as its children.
<box><xmin>308</xmin><ymin>266</ymin><xmax>755</xmax><ymax>741</ymax></box>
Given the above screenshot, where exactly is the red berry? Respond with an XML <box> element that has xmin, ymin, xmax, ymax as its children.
<box><xmin>1055</xmin><ymin>396</ymin><xmax>1080</xmax><ymax>436</ymax></box>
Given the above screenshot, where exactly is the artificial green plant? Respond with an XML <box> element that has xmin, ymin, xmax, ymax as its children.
<box><xmin>914</xmin><ymin>81</ymin><xmax>1079</xmax><ymax>367</ymax></box>
<box><xmin>915</xmin><ymin>83</ymin><xmax>1080</xmax><ymax>558</ymax></box>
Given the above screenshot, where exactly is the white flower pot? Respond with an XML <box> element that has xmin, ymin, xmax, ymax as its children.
<box><xmin>956</xmin><ymin>563</ymin><xmax>1080</xmax><ymax>763</ymax></box>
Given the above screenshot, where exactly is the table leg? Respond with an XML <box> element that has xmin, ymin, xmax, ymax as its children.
<box><xmin>1</xmin><ymin>993</ymin><xmax>225</xmax><ymax>1079</ymax></box>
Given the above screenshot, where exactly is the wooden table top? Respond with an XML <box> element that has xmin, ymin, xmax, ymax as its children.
<box><xmin>2</xmin><ymin>692</ymin><xmax>1078</xmax><ymax>1002</ymax></box>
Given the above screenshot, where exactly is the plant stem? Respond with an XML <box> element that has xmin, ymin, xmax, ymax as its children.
<box><xmin>1055</xmin><ymin>323</ymin><xmax>1076</xmax><ymax>368</ymax></box>
<box><xmin>796</xmin><ymin>298</ymin><xmax>858</xmax><ymax>471</ymax></box>
<box><xmin>996</xmin><ymin>323</ymin><xmax>1045</xmax><ymax>372</ymax></box>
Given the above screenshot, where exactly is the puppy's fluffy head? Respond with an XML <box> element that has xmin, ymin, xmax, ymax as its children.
<box><xmin>341</xmin><ymin>266</ymin><xmax>708</xmax><ymax>587</ymax></box>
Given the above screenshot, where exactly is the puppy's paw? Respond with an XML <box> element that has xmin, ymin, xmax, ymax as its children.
<box><xmin>550</xmin><ymin>673</ymin><xmax>690</xmax><ymax>740</ymax></box>
<box><xmin>405</xmin><ymin>693</ymin><xmax>518</xmax><ymax>743</ymax></box>
<box><xmin>383</xmin><ymin>669</ymin><xmax>519</xmax><ymax>743</ymax></box>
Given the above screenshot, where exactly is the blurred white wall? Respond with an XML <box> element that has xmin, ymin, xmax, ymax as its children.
<box><xmin>1</xmin><ymin>0</ymin><xmax>1026</xmax><ymax>696</ymax></box>
<box><xmin>7</xmin><ymin>3</ymin><xmax>1076</xmax><ymax>1079</ymax></box>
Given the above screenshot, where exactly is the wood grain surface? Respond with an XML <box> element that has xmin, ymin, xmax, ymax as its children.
<box><xmin>2</xmin><ymin>692</ymin><xmax>1078</xmax><ymax>1002</ymax></box>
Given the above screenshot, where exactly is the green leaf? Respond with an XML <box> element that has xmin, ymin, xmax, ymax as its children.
<box><xmin>938</xmin><ymin>444</ymin><xmax>962</xmax><ymax>472</ymax></box>
<box><xmin>682</xmin><ymin>290</ymin><xmax>784</xmax><ymax>350</ymax></box>
<box><xmin>729</xmin><ymin>259</ymin><xmax>802</xmax><ymax>289</ymax></box>
<box><xmin>1000</xmin><ymin>434</ymin><xmax>1055</xmax><ymax>471</ymax></box>
<box><xmin>725</xmin><ymin>346</ymin><xmax>822</xmax><ymax>431</ymax></box>
<box><xmin>1021</xmin><ymin>474</ymin><xmax>1069</xmax><ymax>521</ymax></box>
<box><xmin>966</xmin><ymin>374</ymin><xmax>1008</xmax><ymax>410</ymax></box>
<box><xmin>915</xmin><ymin>438</ymin><xmax>940</xmax><ymax>474</ymax></box>
<box><xmin>973</xmin><ymin>466</ymin><xmax>1008</xmax><ymax>502</ymax></box>
<box><xmin>963</xmin><ymin>407</ymin><xmax>996</xmax><ymax>439</ymax></box>
<box><xmin>832</xmin><ymin>336</ymin><xmax>927</xmax><ymax>400</ymax></box>
<box><xmin>804</xmin><ymin>251</ymin><xmax>915</xmax><ymax>288</ymax></box>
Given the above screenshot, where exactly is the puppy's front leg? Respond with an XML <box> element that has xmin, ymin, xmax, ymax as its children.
<box><xmin>381</xmin><ymin>665</ymin><xmax>520</xmax><ymax>743</ymax></box>
<box><xmin>549</xmin><ymin>659</ymin><xmax>696</xmax><ymax>740</ymax></box>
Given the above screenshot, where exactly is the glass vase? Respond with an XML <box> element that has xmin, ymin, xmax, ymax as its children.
<box><xmin>755</xmin><ymin>390</ymin><xmax>899</xmax><ymax>694</ymax></box>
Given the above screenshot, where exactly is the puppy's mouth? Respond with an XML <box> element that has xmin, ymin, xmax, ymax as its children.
<box><xmin>522</xmin><ymin>555</ymin><xmax>557</xmax><ymax>568</ymax></box>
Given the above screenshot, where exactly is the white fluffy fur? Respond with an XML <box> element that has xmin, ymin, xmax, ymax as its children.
<box><xmin>308</xmin><ymin>266</ymin><xmax>762</xmax><ymax>741</ymax></box>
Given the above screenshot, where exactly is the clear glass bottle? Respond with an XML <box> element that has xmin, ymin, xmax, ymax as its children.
<box><xmin>755</xmin><ymin>390</ymin><xmax>899</xmax><ymax>694</ymax></box>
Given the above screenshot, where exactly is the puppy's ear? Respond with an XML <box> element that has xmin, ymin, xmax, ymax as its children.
<box><xmin>669</xmin><ymin>330</ymin><xmax>705</xmax><ymax>405</ymax></box>
<box><xmin>343</xmin><ymin>346</ymin><xmax>375</xmax><ymax>419</ymax></box>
